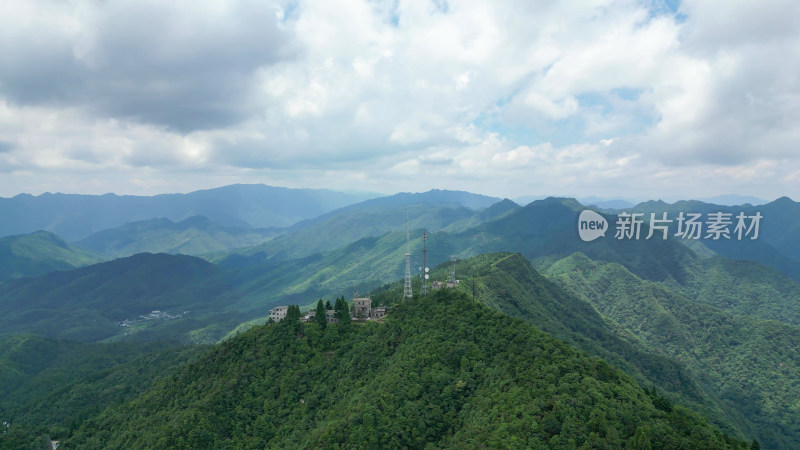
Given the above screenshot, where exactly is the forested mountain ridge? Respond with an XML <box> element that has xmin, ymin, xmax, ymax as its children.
<box><xmin>213</xmin><ymin>191</ymin><xmax>513</xmax><ymax>262</ymax></box>
<box><xmin>75</xmin><ymin>215</ymin><xmax>281</xmax><ymax>258</ymax></box>
<box><xmin>0</xmin><ymin>335</ymin><xmax>206</xmax><ymax>448</ymax></box>
<box><xmin>417</xmin><ymin>253</ymin><xmax>753</xmax><ymax>439</ymax></box>
<box><xmin>0</xmin><ymin>253</ymin><xmax>235</xmax><ymax>342</ymax></box>
<box><xmin>0</xmin><ymin>231</ymin><xmax>102</xmax><ymax>282</ymax></box>
<box><xmin>545</xmin><ymin>253</ymin><xmax>800</xmax><ymax>449</ymax></box>
<box><xmin>61</xmin><ymin>290</ymin><xmax>748</xmax><ymax>449</ymax></box>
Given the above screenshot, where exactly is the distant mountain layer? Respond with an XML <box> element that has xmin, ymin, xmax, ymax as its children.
<box><xmin>75</xmin><ymin>216</ymin><xmax>281</xmax><ymax>258</ymax></box>
<box><xmin>222</xmin><ymin>194</ymin><xmax>516</xmax><ymax>261</ymax></box>
<box><xmin>6</xmin><ymin>194</ymin><xmax>800</xmax><ymax>348</ymax></box>
<box><xmin>63</xmin><ymin>290</ymin><xmax>746</xmax><ymax>448</ymax></box>
<box><xmin>0</xmin><ymin>184</ymin><xmax>373</xmax><ymax>240</ymax></box>
<box><xmin>0</xmin><ymin>231</ymin><xmax>101</xmax><ymax>282</ymax></box>
<box><xmin>629</xmin><ymin>196</ymin><xmax>800</xmax><ymax>279</ymax></box>
<box><xmin>698</xmin><ymin>194</ymin><xmax>768</xmax><ymax>206</ymax></box>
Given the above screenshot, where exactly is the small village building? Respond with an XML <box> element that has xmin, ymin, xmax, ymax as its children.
<box><xmin>352</xmin><ymin>297</ymin><xmax>372</xmax><ymax>320</ymax></box>
<box><xmin>270</xmin><ymin>306</ymin><xmax>288</xmax><ymax>322</ymax></box>
<box><xmin>325</xmin><ymin>309</ymin><xmax>339</xmax><ymax>323</ymax></box>
<box><xmin>301</xmin><ymin>310</ymin><xmax>316</xmax><ymax>323</ymax></box>
<box><xmin>370</xmin><ymin>306</ymin><xmax>388</xmax><ymax>320</ymax></box>
<box><xmin>432</xmin><ymin>280</ymin><xmax>459</xmax><ymax>290</ymax></box>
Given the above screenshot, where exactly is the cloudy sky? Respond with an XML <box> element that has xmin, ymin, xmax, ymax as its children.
<box><xmin>1</xmin><ymin>0</ymin><xmax>798</xmax><ymax>201</ymax></box>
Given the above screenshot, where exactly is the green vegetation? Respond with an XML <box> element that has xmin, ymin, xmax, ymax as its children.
<box><xmin>416</xmin><ymin>253</ymin><xmax>748</xmax><ymax>438</ymax></box>
<box><xmin>0</xmin><ymin>253</ymin><xmax>235</xmax><ymax>342</ymax></box>
<box><xmin>546</xmin><ymin>253</ymin><xmax>800</xmax><ymax>449</ymax></box>
<box><xmin>676</xmin><ymin>256</ymin><xmax>800</xmax><ymax>326</ymax></box>
<box><xmin>76</xmin><ymin>216</ymin><xmax>281</xmax><ymax>258</ymax></box>
<box><xmin>211</xmin><ymin>194</ymin><xmax>514</xmax><ymax>264</ymax></box>
<box><xmin>62</xmin><ymin>289</ymin><xmax>745</xmax><ymax>449</ymax></box>
<box><xmin>0</xmin><ymin>231</ymin><xmax>102</xmax><ymax>282</ymax></box>
<box><xmin>0</xmin><ymin>335</ymin><xmax>205</xmax><ymax>448</ymax></box>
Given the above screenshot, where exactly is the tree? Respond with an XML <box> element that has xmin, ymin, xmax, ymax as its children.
<box><xmin>325</xmin><ymin>300</ymin><xmax>333</xmax><ymax>310</ymax></box>
<box><xmin>315</xmin><ymin>299</ymin><xmax>327</xmax><ymax>329</ymax></box>
<box><xmin>334</xmin><ymin>296</ymin><xmax>350</xmax><ymax>324</ymax></box>
<box><xmin>286</xmin><ymin>305</ymin><xmax>301</xmax><ymax>322</ymax></box>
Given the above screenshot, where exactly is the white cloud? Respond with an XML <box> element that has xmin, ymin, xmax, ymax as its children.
<box><xmin>0</xmin><ymin>0</ymin><xmax>798</xmax><ymax>201</ymax></box>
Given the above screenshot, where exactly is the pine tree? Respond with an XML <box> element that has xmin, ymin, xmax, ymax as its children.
<box><xmin>315</xmin><ymin>299</ymin><xmax>327</xmax><ymax>329</ymax></box>
<box><xmin>325</xmin><ymin>300</ymin><xmax>333</xmax><ymax>310</ymax></box>
<box><xmin>334</xmin><ymin>296</ymin><xmax>350</xmax><ymax>324</ymax></box>
<box><xmin>286</xmin><ymin>305</ymin><xmax>301</xmax><ymax>322</ymax></box>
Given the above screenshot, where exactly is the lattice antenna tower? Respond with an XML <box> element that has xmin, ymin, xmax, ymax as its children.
<box><xmin>420</xmin><ymin>232</ymin><xmax>429</xmax><ymax>296</ymax></box>
<box><xmin>403</xmin><ymin>212</ymin><xmax>413</xmax><ymax>299</ymax></box>
<box><xmin>449</xmin><ymin>254</ymin><xmax>458</xmax><ymax>284</ymax></box>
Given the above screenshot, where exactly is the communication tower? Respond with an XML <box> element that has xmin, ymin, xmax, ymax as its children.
<box><xmin>421</xmin><ymin>233</ymin><xmax>429</xmax><ymax>296</ymax></box>
<box><xmin>403</xmin><ymin>212</ymin><xmax>413</xmax><ymax>299</ymax></box>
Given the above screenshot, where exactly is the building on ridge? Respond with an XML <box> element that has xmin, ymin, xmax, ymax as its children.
<box><xmin>270</xmin><ymin>305</ymin><xmax>288</xmax><ymax>322</ymax></box>
<box><xmin>352</xmin><ymin>297</ymin><xmax>372</xmax><ymax>320</ymax></box>
<box><xmin>370</xmin><ymin>306</ymin><xmax>388</xmax><ymax>320</ymax></box>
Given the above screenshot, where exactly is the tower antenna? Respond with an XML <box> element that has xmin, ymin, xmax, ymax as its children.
<box><xmin>449</xmin><ymin>254</ymin><xmax>459</xmax><ymax>285</ymax></box>
<box><xmin>403</xmin><ymin>212</ymin><xmax>413</xmax><ymax>299</ymax></box>
<box><xmin>421</xmin><ymin>232</ymin><xmax>429</xmax><ymax>296</ymax></box>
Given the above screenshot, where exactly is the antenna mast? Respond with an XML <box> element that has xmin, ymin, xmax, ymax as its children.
<box><xmin>449</xmin><ymin>254</ymin><xmax>458</xmax><ymax>285</ymax></box>
<box><xmin>421</xmin><ymin>232</ymin><xmax>429</xmax><ymax>296</ymax></box>
<box><xmin>403</xmin><ymin>212</ymin><xmax>413</xmax><ymax>299</ymax></box>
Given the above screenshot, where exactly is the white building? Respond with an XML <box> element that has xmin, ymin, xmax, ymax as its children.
<box><xmin>270</xmin><ymin>306</ymin><xmax>288</xmax><ymax>322</ymax></box>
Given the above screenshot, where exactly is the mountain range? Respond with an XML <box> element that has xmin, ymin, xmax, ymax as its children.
<box><xmin>1</xmin><ymin>185</ymin><xmax>799</xmax><ymax>447</ymax></box>
<box><xmin>0</xmin><ymin>184</ymin><xmax>374</xmax><ymax>240</ymax></box>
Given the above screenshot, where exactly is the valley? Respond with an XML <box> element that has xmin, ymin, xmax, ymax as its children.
<box><xmin>1</xmin><ymin>185</ymin><xmax>798</xmax><ymax>448</ymax></box>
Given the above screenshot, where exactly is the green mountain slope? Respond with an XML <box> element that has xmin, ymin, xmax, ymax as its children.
<box><xmin>678</xmin><ymin>256</ymin><xmax>800</xmax><ymax>326</ymax></box>
<box><xmin>0</xmin><ymin>253</ymin><xmax>235</xmax><ymax>342</ymax></box>
<box><xmin>0</xmin><ymin>335</ymin><xmax>205</xmax><ymax>447</ymax></box>
<box><xmin>444</xmin><ymin>197</ymin><xmax>698</xmax><ymax>284</ymax></box>
<box><xmin>75</xmin><ymin>216</ymin><xmax>281</xmax><ymax>258</ymax></box>
<box><xmin>217</xmin><ymin>192</ymin><xmax>515</xmax><ymax>262</ymax></box>
<box><xmin>0</xmin><ymin>231</ymin><xmax>102</xmax><ymax>282</ymax></box>
<box><xmin>545</xmin><ymin>253</ymin><xmax>800</xmax><ymax>449</ymax></box>
<box><xmin>417</xmin><ymin>253</ymin><xmax>751</xmax><ymax>439</ymax></box>
<box><xmin>62</xmin><ymin>290</ymin><xmax>747</xmax><ymax>449</ymax></box>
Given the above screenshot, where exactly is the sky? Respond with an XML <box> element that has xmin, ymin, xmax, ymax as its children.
<box><xmin>1</xmin><ymin>0</ymin><xmax>799</xmax><ymax>201</ymax></box>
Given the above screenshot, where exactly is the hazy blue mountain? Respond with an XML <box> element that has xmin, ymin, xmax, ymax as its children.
<box><xmin>75</xmin><ymin>216</ymin><xmax>281</xmax><ymax>258</ymax></box>
<box><xmin>512</xmin><ymin>194</ymin><xmax>546</xmax><ymax>205</ymax></box>
<box><xmin>0</xmin><ymin>231</ymin><xmax>102</xmax><ymax>282</ymax></box>
<box><xmin>4</xmin><ymin>192</ymin><xmax>798</xmax><ymax>351</ymax></box>
<box><xmin>443</xmin><ymin>197</ymin><xmax>698</xmax><ymax>284</ymax></box>
<box><xmin>698</xmin><ymin>194</ymin><xmax>768</xmax><ymax>206</ymax></box>
<box><xmin>215</xmin><ymin>191</ymin><xmax>511</xmax><ymax>261</ymax></box>
<box><xmin>578</xmin><ymin>196</ymin><xmax>637</xmax><ymax>209</ymax></box>
<box><xmin>628</xmin><ymin>196</ymin><xmax>800</xmax><ymax>279</ymax></box>
<box><xmin>342</xmin><ymin>188</ymin><xmax>500</xmax><ymax>210</ymax></box>
<box><xmin>0</xmin><ymin>184</ymin><xmax>374</xmax><ymax>240</ymax></box>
